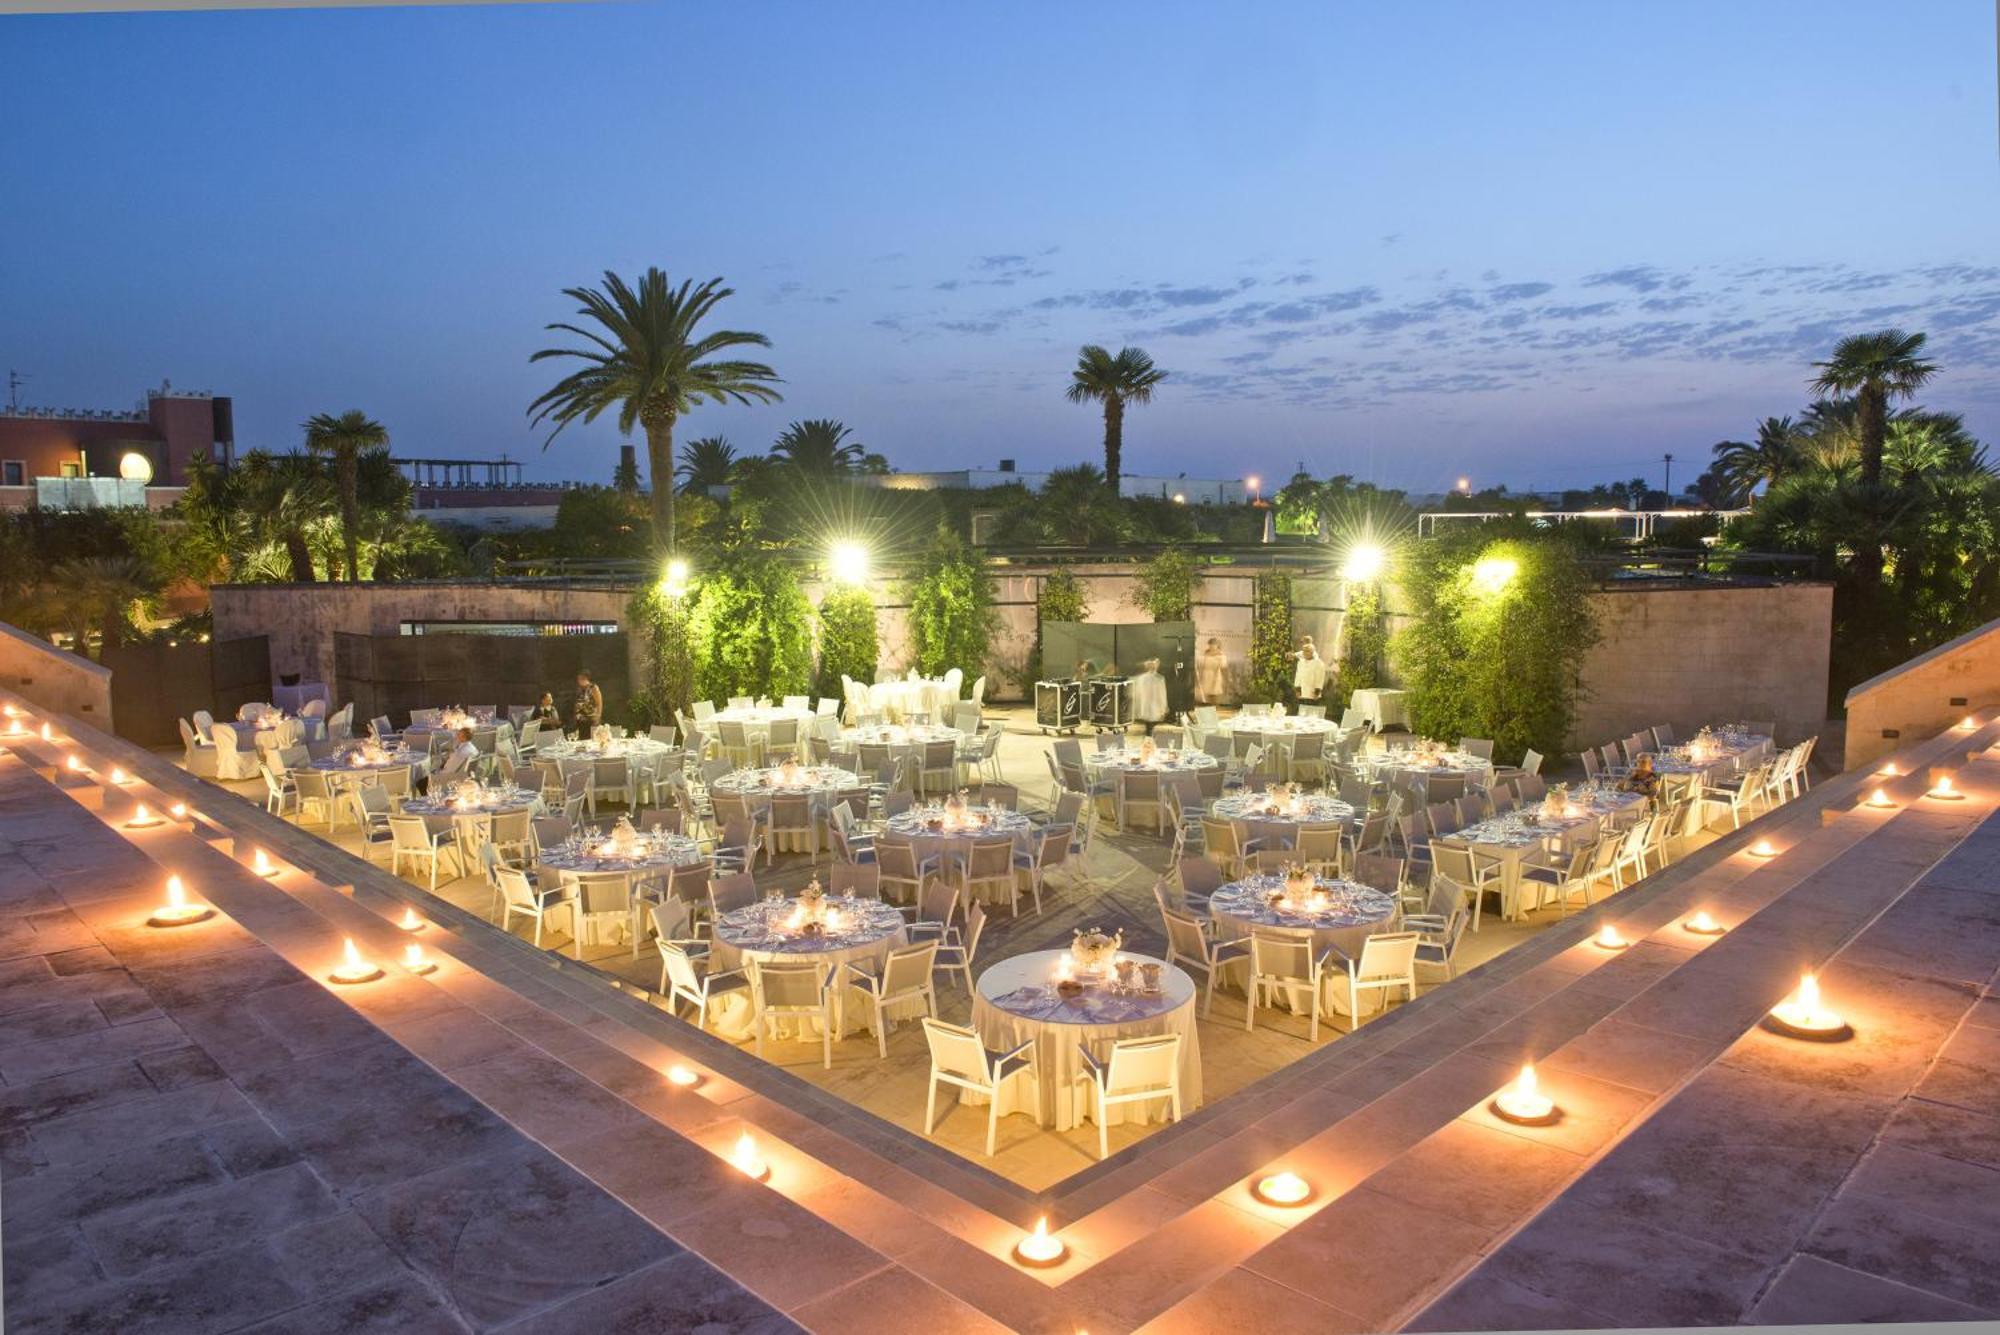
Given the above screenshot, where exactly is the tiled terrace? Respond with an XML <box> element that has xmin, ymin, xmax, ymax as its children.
<box><xmin>5</xmin><ymin>695</ymin><xmax>1998</xmax><ymax>1332</ymax></box>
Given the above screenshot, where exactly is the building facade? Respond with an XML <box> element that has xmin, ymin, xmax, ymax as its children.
<box><xmin>0</xmin><ymin>383</ymin><xmax>232</xmax><ymax>509</ymax></box>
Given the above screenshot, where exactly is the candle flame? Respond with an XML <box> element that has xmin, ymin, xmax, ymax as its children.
<box><xmin>666</xmin><ymin>1064</ymin><xmax>700</xmax><ymax>1087</ymax></box>
<box><xmin>254</xmin><ymin>849</ymin><xmax>274</xmax><ymax>874</ymax></box>
<box><xmin>404</xmin><ymin>943</ymin><xmax>426</xmax><ymax>969</ymax></box>
<box><xmin>731</xmin><ymin>1131</ymin><xmax>767</xmax><ymax>1178</ymax></box>
<box><xmin>343</xmin><ymin>938</ymin><xmax>364</xmax><ymax>969</ymax></box>
<box><xmin>1514</xmin><ymin>1064</ymin><xmax>1539</xmax><ymax>1099</ymax></box>
<box><xmin>1797</xmin><ymin>971</ymin><xmax>1820</xmax><ymax>1011</ymax></box>
<box><xmin>110</xmin><ymin>768</ymin><xmax>128</xmax><ymax>784</ymax></box>
<box><xmin>399</xmin><ymin>908</ymin><xmax>423</xmax><ymax>931</ymax></box>
<box><xmin>166</xmin><ymin>875</ymin><xmax>186</xmax><ymax>909</ymax></box>
<box><xmin>170</xmin><ymin>802</ymin><xmax>188</xmax><ymax>819</ymax></box>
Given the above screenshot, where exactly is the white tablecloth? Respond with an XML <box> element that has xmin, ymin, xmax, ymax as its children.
<box><xmin>1084</xmin><ymin>749</ymin><xmax>1222</xmax><ymax>777</ymax></box>
<box><xmin>1210</xmin><ymin>792</ymin><xmax>1356</xmax><ymax>847</ymax></box>
<box><xmin>709</xmin><ymin>899</ymin><xmax>912</xmax><ymax>1039</ymax></box>
<box><xmin>1208</xmin><ymin>876</ymin><xmax>1399</xmax><ymax>960</ymax></box>
<box><xmin>969</xmin><ymin>950</ymin><xmax>1200</xmax><ymax>1130</ymax></box>
<box><xmin>1350</xmin><ymin>688</ymin><xmax>1409</xmax><ymax>731</ymax></box>
<box><xmin>883</xmin><ymin>807</ymin><xmax>1034</xmax><ymax>899</ymax></box>
<box><xmin>865</xmin><ymin>678</ymin><xmax>956</xmax><ymax>724</ymax></box>
<box><xmin>1649</xmin><ymin>734</ymin><xmax>1774</xmax><ymax>790</ymax></box>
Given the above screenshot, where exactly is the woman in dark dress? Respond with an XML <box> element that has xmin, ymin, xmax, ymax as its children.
<box><xmin>529</xmin><ymin>692</ymin><xmax>562</xmax><ymax>731</ymax></box>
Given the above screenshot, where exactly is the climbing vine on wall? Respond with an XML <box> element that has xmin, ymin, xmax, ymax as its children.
<box><xmin>1249</xmin><ymin>570</ymin><xmax>1295</xmax><ymax>703</ymax></box>
<box><xmin>626</xmin><ymin>580</ymin><xmax>695</xmax><ymax>729</ymax></box>
<box><xmin>1394</xmin><ymin>525</ymin><xmax>1599</xmax><ymax>762</ymax></box>
<box><xmin>1129</xmin><ymin>547</ymin><xmax>1197</xmax><ymax>621</ymax></box>
<box><xmin>908</xmin><ymin>526</ymin><xmax>998</xmax><ymax>678</ymax></box>
<box><xmin>686</xmin><ymin>557</ymin><xmax>815</xmax><ymax>704</ymax></box>
<box><xmin>1336</xmin><ymin>582</ymin><xmax>1388</xmax><ymax>710</ymax></box>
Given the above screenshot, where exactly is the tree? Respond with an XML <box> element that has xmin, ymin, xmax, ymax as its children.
<box><xmin>302</xmin><ymin>410</ymin><xmax>388</xmax><ymax>582</ymax></box>
<box><xmin>530</xmin><ymin>269</ymin><xmax>783</xmax><ymax>554</ymax></box>
<box><xmin>908</xmin><ymin>526</ymin><xmax>997</xmax><ymax>678</ymax></box>
<box><xmin>1710</xmin><ymin>416</ymin><xmax>1799</xmax><ymax>503</ymax></box>
<box><xmin>1811</xmin><ymin>331</ymin><xmax>1939</xmax><ymax>490</ymax></box>
<box><xmin>676</xmin><ymin>436</ymin><xmax>738</xmax><ymax>494</ymax></box>
<box><xmin>1249</xmin><ymin>571</ymin><xmax>1295</xmax><ymax>704</ymax></box>
<box><xmin>54</xmin><ymin>555</ymin><xmax>155</xmax><ymax>657</ymax></box>
<box><xmin>1065</xmin><ymin>345</ymin><xmax>1166</xmax><ymax>492</ymax></box>
<box><xmin>1130</xmin><ymin>547</ymin><xmax>1197</xmax><ymax>621</ymax></box>
<box><xmin>814</xmin><ymin>587</ymin><xmax>879</xmax><ymax>701</ymax></box>
<box><xmin>770</xmin><ymin>419</ymin><xmax>868</xmax><ymax>474</ymax></box>
<box><xmin>1038</xmin><ymin>464</ymin><xmax>1126</xmax><ymax>545</ymax></box>
<box><xmin>686</xmin><ymin>558</ymin><xmax>815</xmax><ymax>702</ymax></box>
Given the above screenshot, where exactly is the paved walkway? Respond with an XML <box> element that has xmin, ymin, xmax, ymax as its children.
<box><xmin>0</xmin><ymin>754</ymin><xmax>793</xmax><ymax>1334</ymax></box>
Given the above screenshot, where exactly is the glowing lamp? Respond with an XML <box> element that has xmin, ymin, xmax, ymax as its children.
<box><xmin>403</xmin><ymin>943</ymin><xmax>436</xmax><ymax>976</ymax></box>
<box><xmin>125</xmin><ymin>804</ymin><xmax>163</xmax><ymax>829</ymax></box>
<box><xmin>1877</xmin><ymin>763</ymin><xmax>1900</xmax><ymax>777</ymax></box>
<box><xmin>665</xmin><ymin>1064</ymin><xmax>702</xmax><ymax>1089</ymax></box>
<box><xmin>397</xmin><ymin>907</ymin><xmax>426</xmax><ymax>932</ymax></box>
<box><xmin>1251</xmin><ymin>1170</ymin><xmax>1314</xmax><ymax>1207</ymax></box>
<box><xmin>1766</xmin><ymin>971</ymin><xmax>1852</xmax><ymax>1041</ymax></box>
<box><xmin>118</xmin><ymin>450</ymin><xmax>154</xmax><ymax>482</ymax></box>
<box><xmin>1928</xmin><ymin>775</ymin><xmax>1963</xmax><ymax>801</ymax></box>
<box><xmin>661</xmin><ymin>558</ymin><xmax>691</xmax><ymax>599</ymax></box>
<box><xmin>1747</xmin><ymin>838</ymin><xmax>1777</xmax><ymax>858</ymax></box>
<box><xmin>327</xmin><ymin>938</ymin><xmax>383</xmax><ymax>985</ymax></box>
<box><xmin>1013</xmin><ymin>1217</ymin><xmax>1067</xmax><ymax>1268</ymax></box>
<box><xmin>148</xmin><ymin>875</ymin><xmax>213</xmax><ymax>927</ymax></box>
<box><xmin>828</xmin><ymin>540</ymin><xmax>870</xmax><ymax>585</ymax></box>
<box><xmin>1340</xmin><ymin>542</ymin><xmax>1386</xmax><ymax>583</ymax></box>
<box><xmin>1470</xmin><ymin>557</ymin><xmax>1518</xmax><ymax>595</ymax></box>
<box><xmin>1592</xmin><ymin>924</ymin><xmax>1630</xmax><ymax>951</ymax></box>
<box><xmin>252</xmin><ymin>848</ymin><xmax>279</xmax><ymax>877</ymax></box>
<box><xmin>1490</xmin><ymin>1063</ymin><xmax>1560</xmax><ymax>1126</ymax></box>
<box><xmin>1682</xmin><ymin>910</ymin><xmax>1725</xmax><ymax>936</ymax></box>
<box><xmin>1957</xmin><ymin>715</ymin><xmax>1976</xmax><ymax>730</ymax></box>
<box><xmin>1456</xmin><ymin>476</ymin><xmax>1471</xmax><ymax>492</ymax></box>
<box><xmin>1865</xmin><ymin>788</ymin><xmax>1896</xmax><ymax>809</ymax></box>
<box><xmin>730</xmin><ymin>1132</ymin><xmax>769</xmax><ymax>1182</ymax></box>
<box><xmin>1172</xmin><ymin>492</ymin><xmax>1186</xmax><ymax>504</ymax></box>
<box><xmin>40</xmin><ymin>723</ymin><xmax>56</xmax><ymax>741</ymax></box>
<box><xmin>3</xmin><ymin>718</ymin><xmax>22</xmax><ymax>737</ymax></box>
<box><xmin>169</xmin><ymin>802</ymin><xmax>189</xmax><ymax>821</ymax></box>
<box><xmin>108</xmin><ymin>767</ymin><xmax>131</xmax><ymax>785</ymax></box>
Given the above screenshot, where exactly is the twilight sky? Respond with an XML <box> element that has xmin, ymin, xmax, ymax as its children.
<box><xmin>4</xmin><ymin>1</ymin><xmax>1998</xmax><ymax>493</ymax></box>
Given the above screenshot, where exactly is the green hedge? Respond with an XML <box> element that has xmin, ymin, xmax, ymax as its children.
<box><xmin>1336</xmin><ymin>581</ymin><xmax>1387</xmax><ymax>709</ymax></box>
<box><xmin>686</xmin><ymin>557</ymin><xmax>815</xmax><ymax>703</ymax></box>
<box><xmin>909</xmin><ymin>526</ymin><xmax>998</xmax><ymax>678</ymax></box>
<box><xmin>1249</xmin><ymin>570</ymin><xmax>1295</xmax><ymax>702</ymax></box>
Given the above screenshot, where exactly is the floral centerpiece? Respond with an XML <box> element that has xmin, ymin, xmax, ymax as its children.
<box><xmin>597</xmin><ymin>816</ymin><xmax>640</xmax><ymax>858</ymax></box>
<box><xmin>592</xmin><ymin>723</ymin><xmax>613</xmax><ymax>747</ymax></box>
<box><xmin>1269</xmin><ymin>701</ymin><xmax>1287</xmax><ymax>718</ymax></box>
<box><xmin>1541</xmin><ymin>782</ymin><xmax>1568</xmax><ymax>821</ymax></box>
<box><xmin>449</xmin><ymin>778</ymin><xmax>482</xmax><ymax>809</ymax></box>
<box><xmin>1279</xmin><ymin>860</ymin><xmax>1316</xmax><ymax>906</ymax></box>
<box><xmin>1071</xmin><ymin>927</ymin><xmax>1123</xmax><ymax>972</ymax></box>
<box><xmin>1138</xmin><ymin>736</ymin><xmax>1158</xmax><ymax>764</ymax></box>
<box><xmin>777</xmin><ymin>758</ymin><xmax>801</xmax><ymax>786</ymax></box>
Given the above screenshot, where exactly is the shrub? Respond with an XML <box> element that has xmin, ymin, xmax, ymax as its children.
<box><xmin>627</xmin><ymin>581</ymin><xmax>695</xmax><ymax>725</ymax></box>
<box><xmin>814</xmin><ymin>586</ymin><xmax>879</xmax><ymax>701</ymax></box>
<box><xmin>1337</xmin><ymin>581</ymin><xmax>1387</xmax><ymax>709</ymax></box>
<box><xmin>909</xmin><ymin>526</ymin><xmax>998</xmax><ymax>677</ymax></box>
<box><xmin>1129</xmin><ymin>547</ymin><xmax>1197</xmax><ymax>621</ymax></box>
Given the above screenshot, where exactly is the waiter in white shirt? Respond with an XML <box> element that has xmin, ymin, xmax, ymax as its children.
<box><xmin>438</xmin><ymin>726</ymin><xmax>480</xmax><ymax>780</ymax></box>
<box><xmin>1293</xmin><ymin>637</ymin><xmax>1329</xmax><ymax>702</ymax></box>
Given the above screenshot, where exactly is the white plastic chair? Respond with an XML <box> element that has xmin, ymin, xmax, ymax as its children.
<box><xmin>921</xmin><ymin>1017</ymin><xmax>1033</xmax><ymax>1157</ymax></box>
<box><xmin>1075</xmin><ymin>1033</ymin><xmax>1183</xmax><ymax>1160</ymax></box>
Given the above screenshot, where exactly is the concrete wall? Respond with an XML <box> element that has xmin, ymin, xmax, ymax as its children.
<box><xmin>210</xmin><ymin>574</ymin><xmax>1836</xmax><ymax>746</ymax></box>
<box><xmin>1568</xmin><ymin>584</ymin><xmax>1833</xmax><ymax>751</ymax></box>
<box><xmin>0</xmin><ymin>620</ymin><xmax>113</xmax><ymax>726</ymax></box>
<box><xmin>1843</xmin><ymin>614</ymin><xmax>2000</xmax><ymax>771</ymax></box>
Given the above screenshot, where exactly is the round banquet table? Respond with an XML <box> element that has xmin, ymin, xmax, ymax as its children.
<box><xmin>837</xmin><ymin>723</ymin><xmax>965</xmax><ymax>766</ymax></box>
<box><xmin>864</xmin><ymin>677</ymin><xmax>955</xmax><ymax>724</ymax></box>
<box><xmin>969</xmin><ymin>949</ymin><xmax>1201</xmax><ymax>1131</ymax></box>
<box><xmin>398</xmin><ymin>790</ymin><xmax>542</xmax><ymax>838</ymax></box>
<box><xmin>707</xmin><ymin>896</ymin><xmax>912</xmax><ymax>1039</ymax></box>
<box><xmin>1370</xmin><ymin>748</ymin><xmax>1493</xmax><ymax>792</ymax></box>
<box><xmin>1208</xmin><ymin>874</ymin><xmax>1400</xmax><ymax>960</ymax></box>
<box><xmin>883</xmin><ymin>806</ymin><xmax>1034</xmax><ymax>893</ymax></box>
<box><xmin>1084</xmin><ymin>748</ymin><xmax>1222</xmax><ymax>777</ymax></box>
<box><xmin>537</xmin><ymin>834</ymin><xmax>706</xmax><ymax>897</ymax></box>
<box><xmin>308</xmin><ymin>751</ymin><xmax>428</xmax><ymax>787</ymax></box>
<box><xmin>1210</xmin><ymin>791</ymin><xmax>1355</xmax><ymax>847</ymax></box>
<box><xmin>709</xmin><ymin>706</ymin><xmax>816</xmax><ymax>741</ymax></box>
<box><xmin>709</xmin><ymin>765</ymin><xmax>863</xmax><ymax>807</ymax></box>
<box><xmin>536</xmin><ymin>736</ymin><xmax>679</xmax><ymax>762</ymax></box>
<box><xmin>1213</xmin><ymin>715</ymin><xmax>1338</xmax><ymax>742</ymax></box>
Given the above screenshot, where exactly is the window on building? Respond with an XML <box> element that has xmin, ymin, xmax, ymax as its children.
<box><xmin>59</xmin><ymin>461</ymin><xmax>83</xmax><ymax>478</ymax></box>
<box><xmin>1</xmin><ymin>461</ymin><xmax>23</xmax><ymax>486</ymax></box>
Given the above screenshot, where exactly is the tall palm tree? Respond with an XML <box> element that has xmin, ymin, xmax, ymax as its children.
<box><xmin>769</xmin><ymin>419</ymin><xmax>867</xmax><ymax>474</ymax></box>
<box><xmin>1065</xmin><ymin>345</ymin><xmax>1167</xmax><ymax>492</ymax></box>
<box><xmin>1810</xmin><ymin>331</ymin><xmax>1938</xmax><ymax>490</ymax></box>
<box><xmin>1810</xmin><ymin>330</ymin><xmax>1939</xmax><ymax>602</ymax></box>
<box><xmin>676</xmin><ymin>436</ymin><xmax>738</xmax><ymax>494</ymax></box>
<box><xmin>1711</xmin><ymin>416</ymin><xmax>1800</xmax><ymax>503</ymax></box>
<box><xmin>303</xmin><ymin>410</ymin><xmax>389</xmax><ymax>582</ymax></box>
<box><xmin>529</xmin><ymin>269</ymin><xmax>783</xmax><ymax>553</ymax></box>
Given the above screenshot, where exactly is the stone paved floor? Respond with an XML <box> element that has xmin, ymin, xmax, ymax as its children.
<box><xmin>0</xmin><ymin>753</ymin><xmax>795</xmax><ymax>1334</ymax></box>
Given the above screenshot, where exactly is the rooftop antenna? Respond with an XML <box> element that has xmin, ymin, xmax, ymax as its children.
<box><xmin>6</xmin><ymin>370</ymin><xmax>26</xmax><ymax>415</ymax></box>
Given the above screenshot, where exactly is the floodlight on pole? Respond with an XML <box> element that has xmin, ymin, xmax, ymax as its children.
<box><xmin>661</xmin><ymin>558</ymin><xmax>691</xmax><ymax>599</ymax></box>
<box><xmin>1470</xmin><ymin>556</ymin><xmax>1518</xmax><ymax>594</ymax></box>
<box><xmin>829</xmin><ymin>541</ymin><xmax>870</xmax><ymax>586</ymax></box>
<box><xmin>1340</xmin><ymin>543</ymin><xmax>1386</xmax><ymax>583</ymax></box>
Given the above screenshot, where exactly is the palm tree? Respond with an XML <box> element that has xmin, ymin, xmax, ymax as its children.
<box><xmin>770</xmin><ymin>419</ymin><xmax>867</xmax><ymax>473</ymax></box>
<box><xmin>1039</xmin><ymin>464</ymin><xmax>1126</xmax><ymax>545</ymax></box>
<box><xmin>53</xmin><ymin>556</ymin><xmax>154</xmax><ymax>657</ymax></box>
<box><xmin>1711</xmin><ymin>416</ymin><xmax>1800</xmax><ymax>502</ymax></box>
<box><xmin>529</xmin><ymin>269</ymin><xmax>783</xmax><ymax>553</ymax></box>
<box><xmin>676</xmin><ymin>436</ymin><xmax>738</xmax><ymax>494</ymax></box>
<box><xmin>1810</xmin><ymin>331</ymin><xmax>1938</xmax><ymax>490</ymax></box>
<box><xmin>1065</xmin><ymin>345</ymin><xmax>1167</xmax><ymax>492</ymax></box>
<box><xmin>303</xmin><ymin>410</ymin><xmax>389</xmax><ymax>582</ymax></box>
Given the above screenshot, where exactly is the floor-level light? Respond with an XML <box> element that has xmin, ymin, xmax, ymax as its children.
<box><xmin>1766</xmin><ymin>971</ymin><xmax>1852</xmax><ymax>1041</ymax></box>
<box><xmin>328</xmin><ymin>937</ymin><xmax>383</xmax><ymax>985</ymax></box>
<box><xmin>169</xmin><ymin>802</ymin><xmax>189</xmax><ymax>821</ymax></box>
<box><xmin>40</xmin><ymin>723</ymin><xmax>56</xmax><ymax>742</ymax></box>
<box><xmin>64</xmin><ymin>755</ymin><xmax>84</xmax><ymax>774</ymax></box>
<box><xmin>1877</xmin><ymin>763</ymin><xmax>1901</xmax><ymax>778</ymax></box>
<box><xmin>1747</xmin><ymin>838</ymin><xmax>1777</xmax><ymax>858</ymax></box>
<box><xmin>148</xmin><ymin>875</ymin><xmax>213</xmax><ymax>927</ymax></box>
<box><xmin>1490</xmin><ymin>1063</ymin><xmax>1561</xmax><ymax>1126</ymax></box>
<box><xmin>252</xmin><ymin>848</ymin><xmax>279</xmax><ymax>877</ymax></box>
<box><xmin>1592</xmin><ymin>923</ymin><xmax>1630</xmax><ymax>951</ymax></box>
<box><xmin>403</xmin><ymin>943</ymin><xmax>436</xmax><ymax>976</ymax></box>
<box><xmin>1865</xmin><ymin>787</ymin><xmax>1897</xmax><ymax>809</ymax></box>
<box><xmin>1958</xmin><ymin>715</ymin><xmax>1977</xmax><ymax>731</ymax></box>
<box><xmin>1682</xmin><ymin>910</ymin><xmax>1726</xmax><ymax>936</ymax></box>
<box><xmin>665</xmin><ymin>1064</ymin><xmax>703</xmax><ymax>1089</ymax></box>
<box><xmin>125</xmin><ymin>803</ymin><xmax>163</xmax><ymax>829</ymax></box>
<box><xmin>1928</xmin><ymin>774</ymin><xmax>1964</xmax><ymax>801</ymax></box>
<box><xmin>1013</xmin><ymin>1217</ymin><xmax>1068</xmax><ymax>1268</ymax></box>
<box><xmin>1251</xmin><ymin>1170</ymin><xmax>1315</xmax><ymax>1207</ymax></box>
<box><xmin>2</xmin><ymin>719</ymin><xmax>23</xmax><ymax>737</ymax></box>
<box><xmin>397</xmin><ymin>907</ymin><xmax>426</xmax><ymax>932</ymax></box>
<box><xmin>108</xmin><ymin>767</ymin><xmax>131</xmax><ymax>785</ymax></box>
<box><xmin>730</xmin><ymin>1131</ymin><xmax>769</xmax><ymax>1182</ymax></box>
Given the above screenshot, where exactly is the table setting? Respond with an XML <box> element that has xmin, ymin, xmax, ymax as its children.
<box><xmin>1648</xmin><ymin>726</ymin><xmax>1773</xmax><ymax>787</ymax></box>
<box><xmin>883</xmin><ymin>794</ymin><xmax>1033</xmax><ymax>866</ymax></box>
<box><xmin>399</xmin><ymin>778</ymin><xmax>542</xmax><ymax>835</ymax></box>
<box><xmin>1085</xmin><ymin>738</ymin><xmax>1222</xmax><ymax>775</ymax></box>
<box><xmin>707</xmin><ymin>879</ymin><xmax>912</xmax><ymax>1038</ymax></box>
<box><xmin>1208</xmin><ymin>869</ymin><xmax>1400</xmax><ymax>959</ymax></box>
<box><xmin>1370</xmin><ymin>740</ymin><xmax>1493</xmax><ymax>790</ymax></box>
<box><xmin>710</xmin><ymin>761</ymin><xmax>862</xmax><ymax>804</ymax></box>
<box><xmin>309</xmin><ymin>741</ymin><xmax>428</xmax><ymax>784</ymax></box>
<box><xmin>537</xmin><ymin>816</ymin><xmax>705</xmax><ymax>879</ymax></box>
<box><xmin>1211</xmin><ymin>784</ymin><xmax>1355</xmax><ymax>843</ymax></box>
<box><xmin>970</xmin><ymin>931</ymin><xmax>1200</xmax><ymax>1130</ymax></box>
